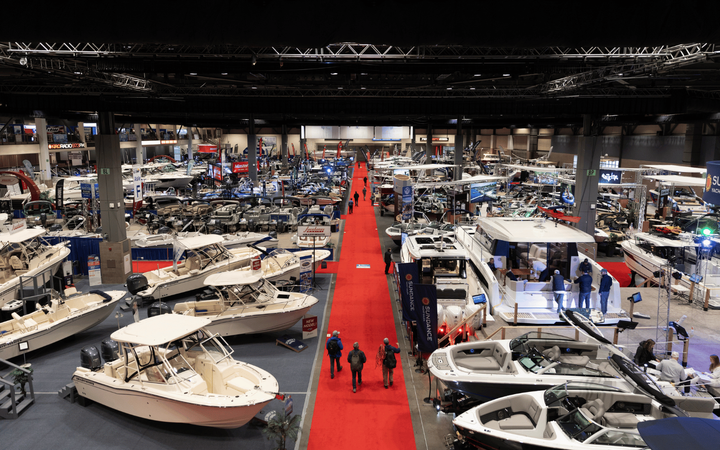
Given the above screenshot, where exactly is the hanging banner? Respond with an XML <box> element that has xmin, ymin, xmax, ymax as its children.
<box><xmin>55</xmin><ymin>178</ymin><xmax>64</xmax><ymax>214</ymax></box>
<box><xmin>132</xmin><ymin>166</ymin><xmax>142</xmax><ymax>202</ymax></box>
<box><xmin>704</xmin><ymin>161</ymin><xmax>720</xmax><ymax>205</ymax></box>
<box><xmin>299</xmin><ymin>255</ymin><xmax>312</xmax><ymax>293</ymax></box>
<box><xmin>198</xmin><ymin>144</ymin><xmax>217</xmax><ymax>153</ymax></box>
<box><xmin>401</xmin><ymin>185</ymin><xmax>413</xmax><ymax>221</ymax></box>
<box><xmin>414</xmin><ymin>283</ymin><xmax>438</xmax><ymax>353</ymax></box>
<box><xmin>396</xmin><ymin>262</ymin><xmax>419</xmax><ymax>322</ymax></box>
<box><xmin>212</xmin><ymin>165</ymin><xmax>223</xmax><ymax>181</ymax></box>
<box><xmin>172</xmin><ymin>241</ymin><xmax>184</xmax><ymax>272</ymax></box>
<box><xmin>599</xmin><ymin>169</ymin><xmax>622</xmax><ymax>184</ymax></box>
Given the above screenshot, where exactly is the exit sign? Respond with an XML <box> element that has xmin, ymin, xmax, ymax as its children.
<box><xmin>100</xmin><ymin>168</ymin><xmax>110</xmax><ymax>175</ymax></box>
<box><xmin>586</xmin><ymin>169</ymin><xmax>597</xmax><ymax>176</ymax></box>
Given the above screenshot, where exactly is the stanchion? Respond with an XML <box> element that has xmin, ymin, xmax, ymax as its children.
<box><xmin>423</xmin><ymin>369</ymin><xmax>433</xmax><ymax>404</ymax></box>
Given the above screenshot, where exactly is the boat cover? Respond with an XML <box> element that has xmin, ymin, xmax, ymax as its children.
<box><xmin>638</xmin><ymin>417</ymin><xmax>720</xmax><ymax>450</ymax></box>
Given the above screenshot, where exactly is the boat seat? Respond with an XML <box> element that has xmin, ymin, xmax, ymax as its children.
<box><xmin>604</xmin><ymin>412</ymin><xmax>640</xmax><ymax>428</ymax></box>
<box><xmin>580</xmin><ymin>398</ymin><xmax>606</xmax><ymax>421</ymax></box>
<box><xmin>9</xmin><ymin>255</ymin><xmax>25</xmax><ymax>271</ymax></box>
<box><xmin>542</xmin><ymin>346</ymin><xmax>590</xmax><ymax>366</ymax></box>
<box><xmin>226</xmin><ymin>376</ymin><xmax>256</xmax><ymax>394</ymax></box>
<box><xmin>498</xmin><ymin>414</ymin><xmax>534</xmax><ymax>430</ymax></box>
<box><xmin>455</xmin><ymin>345</ymin><xmax>507</xmax><ymax>371</ymax></box>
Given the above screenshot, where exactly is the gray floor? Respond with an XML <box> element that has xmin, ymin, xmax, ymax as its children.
<box><xmin>1</xmin><ymin>273</ymin><xmax>333</xmax><ymax>450</ymax></box>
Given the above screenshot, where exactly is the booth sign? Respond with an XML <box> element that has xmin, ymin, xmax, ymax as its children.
<box><xmin>298</xmin><ymin>225</ymin><xmax>331</xmax><ymax>238</ymax></box>
<box><xmin>302</xmin><ymin>314</ymin><xmax>318</xmax><ymax>339</ymax></box>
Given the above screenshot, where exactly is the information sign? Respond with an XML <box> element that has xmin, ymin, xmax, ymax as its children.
<box><xmin>298</xmin><ymin>225</ymin><xmax>331</xmax><ymax>238</ymax></box>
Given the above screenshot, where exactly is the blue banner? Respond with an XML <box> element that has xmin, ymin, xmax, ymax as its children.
<box><xmin>599</xmin><ymin>169</ymin><xmax>621</xmax><ymax>184</ymax></box>
<box><xmin>704</xmin><ymin>161</ymin><xmax>720</xmax><ymax>205</ymax></box>
<box><xmin>414</xmin><ymin>283</ymin><xmax>438</xmax><ymax>353</ymax></box>
<box><xmin>396</xmin><ymin>262</ymin><xmax>418</xmax><ymax>322</ymax></box>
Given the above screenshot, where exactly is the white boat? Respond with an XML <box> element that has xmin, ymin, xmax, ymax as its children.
<box><xmin>72</xmin><ymin>314</ymin><xmax>278</xmax><ymax>429</ymax></box>
<box><xmin>400</xmin><ymin>233</ymin><xmax>490</xmax><ymax>339</ymax></box>
<box><xmin>230</xmin><ymin>248</ymin><xmax>331</xmax><ymax>284</ymax></box>
<box><xmin>0</xmin><ymin>289</ymin><xmax>124</xmax><ymax>359</ymax></box>
<box><xmin>221</xmin><ymin>231</ymin><xmax>278</xmax><ymax>250</ymax></box>
<box><xmin>292</xmin><ymin>234</ymin><xmax>331</xmax><ymax>249</ymax></box>
<box><xmin>127</xmin><ymin>235</ymin><xmax>261</xmax><ymax>302</ymax></box>
<box><xmin>455</xmin><ymin>218</ymin><xmax>628</xmax><ymax>325</ymax></box>
<box><xmin>453</xmin><ymin>382</ymin><xmax>685</xmax><ymax>450</ymax></box>
<box><xmin>0</xmin><ymin>227</ymin><xmax>71</xmax><ymax>307</ymax></box>
<box><xmin>173</xmin><ymin>272</ymin><xmax>318</xmax><ymax>336</ymax></box>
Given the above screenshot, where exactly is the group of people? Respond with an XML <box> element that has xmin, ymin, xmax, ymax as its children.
<box><xmin>635</xmin><ymin>339</ymin><xmax>720</xmax><ymax>396</ymax></box>
<box><xmin>326</xmin><ymin>331</ymin><xmax>401</xmax><ymax>392</ymax></box>
<box><xmin>549</xmin><ymin>259</ymin><xmax>613</xmax><ymax>315</ymax></box>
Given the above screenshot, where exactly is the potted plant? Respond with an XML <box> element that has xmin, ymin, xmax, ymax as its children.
<box><xmin>10</xmin><ymin>364</ymin><xmax>33</xmax><ymax>396</ymax></box>
<box><xmin>262</xmin><ymin>410</ymin><xmax>301</xmax><ymax>450</ymax></box>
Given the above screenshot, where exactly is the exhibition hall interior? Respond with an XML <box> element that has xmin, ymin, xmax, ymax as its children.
<box><xmin>4</xmin><ymin>3</ymin><xmax>720</xmax><ymax>449</ymax></box>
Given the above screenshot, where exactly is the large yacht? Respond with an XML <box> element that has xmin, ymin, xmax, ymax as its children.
<box><xmin>456</xmin><ymin>218</ymin><xmax>628</xmax><ymax>325</ymax></box>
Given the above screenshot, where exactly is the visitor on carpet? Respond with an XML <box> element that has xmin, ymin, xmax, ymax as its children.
<box><xmin>347</xmin><ymin>342</ymin><xmax>367</xmax><ymax>393</ymax></box>
<box><xmin>384</xmin><ymin>248</ymin><xmax>393</xmax><ymax>274</ymax></box>
<box><xmin>326</xmin><ymin>330</ymin><xmax>343</xmax><ymax>379</ymax></box>
<box><xmin>380</xmin><ymin>338</ymin><xmax>401</xmax><ymax>389</ymax></box>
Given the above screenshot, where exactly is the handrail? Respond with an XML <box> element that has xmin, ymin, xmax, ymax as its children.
<box><xmin>0</xmin><ymin>357</ymin><xmax>32</xmax><ymax>374</ymax></box>
<box><xmin>0</xmin><ymin>377</ymin><xmax>13</xmax><ymax>386</ymax></box>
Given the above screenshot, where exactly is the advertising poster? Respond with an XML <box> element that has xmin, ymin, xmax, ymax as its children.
<box><xmin>132</xmin><ymin>166</ymin><xmax>142</xmax><ymax>202</ymax></box>
<box><xmin>55</xmin><ymin>178</ymin><xmax>64</xmax><ymax>214</ymax></box>
<box><xmin>401</xmin><ymin>185</ymin><xmax>413</xmax><ymax>221</ymax></box>
<box><xmin>88</xmin><ymin>255</ymin><xmax>102</xmax><ymax>286</ymax></box>
<box><xmin>413</xmin><ymin>283</ymin><xmax>438</xmax><ymax>353</ymax></box>
<box><xmin>396</xmin><ymin>262</ymin><xmax>418</xmax><ymax>322</ymax></box>
<box><xmin>704</xmin><ymin>161</ymin><xmax>720</xmax><ymax>205</ymax></box>
<box><xmin>299</xmin><ymin>254</ymin><xmax>312</xmax><ymax>292</ymax></box>
<box><xmin>599</xmin><ymin>169</ymin><xmax>622</xmax><ymax>184</ymax></box>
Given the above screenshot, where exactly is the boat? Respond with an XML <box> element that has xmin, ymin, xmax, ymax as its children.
<box><xmin>400</xmin><ymin>233</ymin><xmax>490</xmax><ymax>339</ymax></box>
<box><xmin>173</xmin><ymin>271</ymin><xmax>319</xmax><ymax>336</ymax></box>
<box><xmin>455</xmin><ymin>218</ymin><xmax>629</xmax><ymax>325</ymax></box>
<box><xmin>0</xmin><ymin>289</ymin><xmax>124</xmax><ymax>359</ymax></box>
<box><xmin>0</xmin><ymin>226</ymin><xmax>71</xmax><ymax>307</ymax></box>
<box><xmin>453</xmin><ymin>381</ymin><xmax>686</xmax><ymax>450</ymax></box>
<box><xmin>126</xmin><ymin>234</ymin><xmax>261</xmax><ymax>303</ymax></box>
<box><xmin>72</xmin><ymin>314</ymin><xmax>278</xmax><ymax>429</ymax></box>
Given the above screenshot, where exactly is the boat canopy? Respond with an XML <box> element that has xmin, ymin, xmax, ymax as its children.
<box><xmin>111</xmin><ymin>314</ymin><xmax>212</xmax><ymax>346</ymax></box>
<box><xmin>644</xmin><ymin>174</ymin><xmax>706</xmax><ymax>187</ymax></box>
<box><xmin>477</xmin><ymin>218</ymin><xmax>595</xmax><ymax>244</ymax></box>
<box><xmin>0</xmin><ymin>227</ymin><xmax>46</xmax><ymax>243</ymax></box>
<box><xmin>177</xmin><ymin>234</ymin><xmax>225</xmax><ymax>250</ymax></box>
<box><xmin>204</xmin><ymin>271</ymin><xmax>262</xmax><ymax>286</ymax></box>
<box><xmin>502</xmin><ymin>164</ymin><xmax>574</xmax><ymax>173</ymax></box>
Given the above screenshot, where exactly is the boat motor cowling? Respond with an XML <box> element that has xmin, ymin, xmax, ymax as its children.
<box><xmin>126</xmin><ymin>274</ymin><xmax>149</xmax><ymax>295</ymax></box>
<box><xmin>80</xmin><ymin>346</ymin><xmax>102</xmax><ymax>370</ymax></box>
<box><xmin>147</xmin><ymin>301</ymin><xmax>171</xmax><ymax>318</ymax></box>
<box><xmin>101</xmin><ymin>339</ymin><xmax>119</xmax><ymax>363</ymax></box>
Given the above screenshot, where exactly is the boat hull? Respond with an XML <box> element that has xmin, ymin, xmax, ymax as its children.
<box><xmin>205</xmin><ymin>304</ymin><xmax>315</xmax><ymax>337</ymax></box>
<box><xmin>0</xmin><ymin>244</ymin><xmax>70</xmax><ymax>307</ymax></box>
<box><xmin>0</xmin><ymin>294</ymin><xmax>121</xmax><ymax>359</ymax></box>
<box><xmin>456</xmin><ymin>426</ymin><xmax>555</xmax><ymax>450</ymax></box>
<box><xmin>72</xmin><ymin>375</ymin><xmax>270</xmax><ymax>429</ymax></box>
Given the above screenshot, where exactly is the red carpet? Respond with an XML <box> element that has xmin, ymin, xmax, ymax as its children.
<box><xmin>307</xmin><ymin>164</ymin><xmax>416</xmax><ymax>450</ymax></box>
<box><xmin>600</xmin><ymin>262</ymin><xmax>632</xmax><ymax>287</ymax></box>
<box><xmin>315</xmin><ymin>261</ymin><xmax>340</xmax><ymax>274</ymax></box>
<box><xmin>131</xmin><ymin>260</ymin><xmax>173</xmax><ymax>273</ymax></box>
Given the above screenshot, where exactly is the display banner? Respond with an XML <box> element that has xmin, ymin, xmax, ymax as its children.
<box><xmin>88</xmin><ymin>255</ymin><xmax>102</xmax><ymax>286</ymax></box>
<box><xmin>55</xmin><ymin>178</ymin><xmax>64</xmax><ymax>214</ymax></box>
<box><xmin>413</xmin><ymin>283</ymin><xmax>438</xmax><ymax>353</ymax></box>
<box><xmin>599</xmin><ymin>169</ymin><xmax>622</xmax><ymax>184</ymax></box>
<box><xmin>198</xmin><ymin>144</ymin><xmax>217</xmax><ymax>153</ymax></box>
<box><xmin>212</xmin><ymin>165</ymin><xmax>223</xmax><ymax>181</ymax></box>
<box><xmin>401</xmin><ymin>185</ymin><xmax>413</xmax><ymax>221</ymax></box>
<box><xmin>132</xmin><ymin>166</ymin><xmax>142</xmax><ymax>202</ymax></box>
<box><xmin>298</xmin><ymin>225</ymin><xmax>331</xmax><ymax>238</ymax></box>
<box><xmin>704</xmin><ymin>161</ymin><xmax>720</xmax><ymax>205</ymax></box>
<box><xmin>299</xmin><ymin>254</ymin><xmax>312</xmax><ymax>292</ymax></box>
<box><xmin>396</xmin><ymin>262</ymin><xmax>419</xmax><ymax>322</ymax></box>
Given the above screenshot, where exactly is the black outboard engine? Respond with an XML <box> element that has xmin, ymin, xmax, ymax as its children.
<box><xmin>80</xmin><ymin>346</ymin><xmax>101</xmax><ymax>370</ymax></box>
<box><xmin>48</xmin><ymin>224</ymin><xmax>63</xmax><ymax>232</ymax></box>
<box><xmin>147</xmin><ymin>301</ymin><xmax>171</xmax><ymax>318</ymax></box>
<box><xmin>101</xmin><ymin>339</ymin><xmax>119</xmax><ymax>363</ymax></box>
<box><xmin>211</xmin><ymin>228</ymin><xmax>223</xmax><ymax>235</ymax></box>
<box><xmin>157</xmin><ymin>226</ymin><xmax>172</xmax><ymax>235</ymax></box>
<box><xmin>94</xmin><ymin>226</ymin><xmax>102</xmax><ymax>235</ymax></box>
<box><xmin>126</xmin><ymin>274</ymin><xmax>149</xmax><ymax>295</ymax></box>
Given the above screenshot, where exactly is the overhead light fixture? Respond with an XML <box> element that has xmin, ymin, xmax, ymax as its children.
<box><xmin>446</xmin><ymin>87</ymin><xmax>452</xmax><ymax>90</ymax></box>
<box><xmin>503</xmin><ymin>74</ymin><xmax>510</xmax><ymax>77</ymax></box>
<box><xmin>221</xmin><ymin>72</ymin><xmax>228</xmax><ymax>75</ymax></box>
<box><xmin>251</xmin><ymin>55</ymin><xmax>257</xmax><ymax>65</ymax></box>
<box><xmin>331</xmin><ymin>72</ymin><xmax>338</xmax><ymax>76</ymax></box>
<box><xmin>190</xmin><ymin>72</ymin><xmax>197</xmax><ymax>76</ymax></box>
<box><xmin>251</xmin><ymin>86</ymin><xmax>257</xmax><ymax>90</ymax></box>
<box><xmin>19</xmin><ymin>57</ymin><xmax>27</xmax><ymax>66</ymax></box>
<box><xmin>473</xmin><ymin>74</ymin><xmax>481</xmax><ymax>77</ymax></box>
<box><xmin>338</xmin><ymin>86</ymin><xmax>343</xmax><ymax>89</ymax></box>
<box><xmin>360</xmin><ymin>86</ymin><xmax>366</xmax><ymax>90</ymax></box>
<box><xmin>73</xmin><ymin>71</ymin><xmax>82</xmax><ymax>75</ymax></box>
<box><xmin>470</xmin><ymin>87</ymin><xmax>476</xmax><ymax>90</ymax></box>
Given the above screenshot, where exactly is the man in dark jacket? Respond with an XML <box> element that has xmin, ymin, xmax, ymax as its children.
<box><xmin>574</xmin><ymin>271</ymin><xmax>593</xmax><ymax>309</ymax></box>
<box><xmin>326</xmin><ymin>330</ymin><xmax>343</xmax><ymax>379</ymax></box>
<box><xmin>348</xmin><ymin>198</ymin><xmax>354</xmax><ymax>214</ymax></box>
<box><xmin>598</xmin><ymin>268</ymin><xmax>613</xmax><ymax>314</ymax></box>
<box><xmin>382</xmin><ymin>338</ymin><xmax>401</xmax><ymax>389</ymax></box>
<box><xmin>354</xmin><ymin>191</ymin><xmax>359</xmax><ymax>207</ymax></box>
<box><xmin>552</xmin><ymin>270</ymin><xmax>566</xmax><ymax>314</ymax></box>
<box><xmin>362</xmin><ymin>186</ymin><xmax>367</xmax><ymax>200</ymax></box>
<box><xmin>538</xmin><ymin>265</ymin><xmax>551</xmax><ymax>282</ymax></box>
<box><xmin>384</xmin><ymin>248</ymin><xmax>393</xmax><ymax>274</ymax></box>
<box><xmin>363</xmin><ymin>176</ymin><xmax>368</xmax><ymax>186</ymax></box>
<box><xmin>579</xmin><ymin>258</ymin><xmax>593</xmax><ymax>275</ymax></box>
<box><xmin>347</xmin><ymin>342</ymin><xmax>367</xmax><ymax>393</ymax></box>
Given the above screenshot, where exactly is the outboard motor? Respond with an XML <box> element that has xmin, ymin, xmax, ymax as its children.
<box><xmin>80</xmin><ymin>346</ymin><xmax>101</xmax><ymax>370</ymax></box>
<box><xmin>101</xmin><ymin>339</ymin><xmax>120</xmax><ymax>363</ymax></box>
<box><xmin>211</xmin><ymin>228</ymin><xmax>224</xmax><ymax>235</ymax></box>
<box><xmin>126</xmin><ymin>273</ymin><xmax>149</xmax><ymax>295</ymax></box>
<box><xmin>147</xmin><ymin>301</ymin><xmax>171</xmax><ymax>318</ymax></box>
<box><xmin>94</xmin><ymin>226</ymin><xmax>102</xmax><ymax>234</ymax></box>
<box><xmin>48</xmin><ymin>224</ymin><xmax>63</xmax><ymax>232</ymax></box>
<box><xmin>157</xmin><ymin>226</ymin><xmax>172</xmax><ymax>235</ymax></box>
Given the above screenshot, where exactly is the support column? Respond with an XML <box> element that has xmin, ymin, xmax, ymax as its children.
<box><xmin>455</xmin><ymin>118</ymin><xmax>464</xmax><ymax>180</ymax></box>
<box><xmin>35</xmin><ymin>118</ymin><xmax>51</xmax><ymax>181</ymax></box>
<box><xmin>574</xmin><ymin>115</ymin><xmax>602</xmax><ymax>235</ymax></box>
<box><xmin>77</xmin><ymin>121</ymin><xmax>87</xmax><ymax>169</ymax></box>
<box><xmin>425</xmin><ymin>124</ymin><xmax>433</xmax><ymax>159</ymax></box>
<box><xmin>133</xmin><ymin>123</ymin><xmax>144</xmax><ymax>164</ymax></box>
<box><xmin>96</xmin><ymin>112</ymin><xmax>131</xmax><ymax>284</ymax></box>
<box><xmin>281</xmin><ymin>124</ymin><xmax>289</xmax><ymax>168</ymax></box>
<box><xmin>683</xmin><ymin>124</ymin><xmax>703</xmax><ymax>166</ymax></box>
<box><xmin>527</xmin><ymin>128</ymin><xmax>539</xmax><ymax>160</ymax></box>
<box><xmin>248</xmin><ymin>119</ymin><xmax>258</xmax><ymax>183</ymax></box>
<box><xmin>186</xmin><ymin>127</ymin><xmax>194</xmax><ymax>161</ymax></box>
<box><xmin>411</xmin><ymin>126</ymin><xmax>417</xmax><ymax>155</ymax></box>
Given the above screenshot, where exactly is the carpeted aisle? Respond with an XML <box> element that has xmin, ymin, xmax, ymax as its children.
<box><xmin>600</xmin><ymin>262</ymin><xmax>632</xmax><ymax>287</ymax></box>
<box><xmin>306</xmin><ymin>164</ymin><xmax>416</xmax><ymax>450</ymax></box>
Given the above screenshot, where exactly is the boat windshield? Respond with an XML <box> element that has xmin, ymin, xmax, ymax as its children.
<box><xmin>185</xmin><ymin>331</ymin><xmax>234</xmax><ymax>364</ymax></box>
<box><xmin>518</xmin><ymin>353</ymin><xmax>612</xmax><ymax>378</ymax></box>
<box><xmin>509</xmin><ymin>332</ymin><xmax>577</xmax><ymax>352</ymax></box>
<box><xmin>557</xmin><ymin>409</ymin><xmax>603</xmax><ymax>442</ymax></box>
<box><xmin>218</xmin><ymin>279</ymin><xmax>276</xmax><ymax>305</ymax></box>
<box><xmin>544</xmin><ymin>382</ymin><xmax>625</xmax><ymax>407</ymax></box>
<box><xmin>123</xmin><ymin>343</ymin><xmax>197</xmax><ymax>385</ymax></box>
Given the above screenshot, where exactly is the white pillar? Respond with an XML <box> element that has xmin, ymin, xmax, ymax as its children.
<box><xmin>35</xmin><ymin>118</ymin><xmax>51</xmax><ymax>181</ymax></box>
<box><xmin>133</xmin><ymin>123</ymin><xmax>143</xmax><ymax>164</ymax></box>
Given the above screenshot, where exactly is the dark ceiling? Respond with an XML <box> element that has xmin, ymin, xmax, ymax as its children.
<box><xmin>2</xmin><ymin>1</ymin><xmax>720</xmax><ymax>128</ymax></box>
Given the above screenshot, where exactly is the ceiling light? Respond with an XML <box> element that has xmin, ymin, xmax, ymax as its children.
<box><xmin>251</xmin><ymin>55</ymin><xmax>257</xmax><ymax>65</ymax></box>
<box><xmin>446</xmin><ymin>87</ymin><xmax>452</xmax><ymax>90</ymax></box>
<box><xmin>474</xmin><ymin>74</ymin><xmax>481</xmax><ymax>77</ymax></box>
<box><xmin>221</xmin><ymin>72</ymin><xmax>228</xmax><ymax>75</ymax></box>
<box><xmin>470</xmin><ymin>87</ymin><xmax>475</xmax><ymax>90</ymax></box>
<box><xmin>361</xmin><ymin>73</ymin><xmax>368</xmax><ymax>75</ymax></box>
<box><xmin>331</xmin><ymin>72</ymin><xmax>338</xmax><ymax>76</ymax></box>
<box><xmin>338</xmin><ymin>86</ymin><xmax>343</xmax><ymax>89</ymax></box>
<box><xmin>360</xmin><ymin>86</ymin><xmax>366</xmax><ymax>90</ymax></box>
<box><xmin>73</xmin><ymin>71</ymin><xmax>82</xmax><ymax>75</ymax></box>
<box><xmin>251</xmin><ymin>86</ymin><xmax>257</xmax><ymax>90</ymax></box>
<box><xmin>189</xmin><ymin>73</ymin><xmax>197</xmax><ymax>76</ymax></box>
<box><xmin>503</xmin><ymin>74</ymin><xmax>510</xmax><ymax>77</ymax></box>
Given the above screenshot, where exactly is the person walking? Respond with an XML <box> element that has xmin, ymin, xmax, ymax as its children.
<box><xmin>362</xmin><ymin>186</ymin><xmax>367</xmax><ymax>201</ymax></box>
<box><xmin>326</xmin><ymin>330</ymin><xmax>343</xmax><ymax>379</ymax></box>
<box><xmin>384</xmin><ymin>248</ymin><xmax>393</xmax><ymax>274</ymax></box>
<box><xmin>598</xmin><ymin>268</ymin><xmax>612</xmax><ymax>315</ymax></box>
<box><xmin>574</xmin><ymin>271</ymin><xmax>593</xmax><ymax>309</ymax></box>
<box><xmin>354</xmin><ymin>191</ymin><xmax>359</xmax><ymax>207</ymax></box>
<box><xmin>552</xmin><ymin>269</ymin><xmax>566</xmax><ymax>314</ymax></box>
<box><xmin>363</xmin><ymin>176</ymin><xmax>367</xmax><ymax>186</ymax></box>
<box><xmin>348</xmin><ymin>198</ymin><xmax>354</xmax><ymax>214</ymax></box>
<box><xmin>347</xmin><ymin>342</ymin><xmax>367</xmax><ymax>393</ymax></box>
<box><xmin>382</xmin><ymin>338</ymin><xmax>401</xmax><ymax>389</ymax></box>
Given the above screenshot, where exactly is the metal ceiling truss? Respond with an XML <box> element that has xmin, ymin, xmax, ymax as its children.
<box><xmin>541</xmin><ymin>43</ymin><xmax>713</xmax><ymax>93</ymax></box>
<box><xmin>3</xmin><ymin>42</ymin><xmax>716</xmax><ymax>61</ymax></box>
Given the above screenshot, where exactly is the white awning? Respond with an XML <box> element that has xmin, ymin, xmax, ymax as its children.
<box><xmin>501</xmin><ymin>164</ymin><xmax>574</xmax><ymax>173</ymax></box>
<box><xmin>111</xmin><ymin>314</ymin><xmax>213</xmax><ymax>346</ymax></box>
<box><xmin>205</xmin><ymin>271</ymin><xmax>262</xmax><ymax>286</ymax></box>
<box><xmin>177</xmin><ymin>234</ymin><xmax>225</xmax><ymax>250</ymax></box>
<box><xmin>643</xmin><ymin>174</ymin><xmax>706</xmax><ymax>187</ymax></box>
<box><xmin>0</xmin><ymin>227</ymin><xmax>46</xmax><ymax>243</ymax></box>
<box><xmin>643</xmin><ymin>164</ymin><xmax>707</xmax><ymax>174</ymax></box>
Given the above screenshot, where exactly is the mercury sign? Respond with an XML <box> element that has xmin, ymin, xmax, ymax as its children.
<box><xmin>599</xmin><ymin>169</ymin><xmax>621</xmax><ymax>184</ymax></box>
